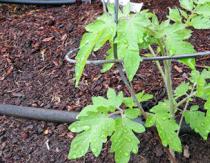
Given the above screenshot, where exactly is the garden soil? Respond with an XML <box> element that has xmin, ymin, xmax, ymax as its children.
<box><xmin>0</xmin><ymin>0</ymin><xmax>210</xmax><ymax>162</ymax></box>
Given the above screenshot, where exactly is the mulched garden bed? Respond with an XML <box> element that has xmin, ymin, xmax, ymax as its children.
<box><xmin>0</xmin><ymin>0</ymin><xmax>210</xmax><ymax>162</ymax></box>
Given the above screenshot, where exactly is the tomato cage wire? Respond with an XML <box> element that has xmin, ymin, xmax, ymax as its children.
<box><xmin>65</xmin><ymin>47</ymin><xmax>210</xmax><ymax>65</ymax></box>
<box><xmin>65</xmin><ymin>0</ymin><xmax>210</xmax><ymax>66</ymax></box>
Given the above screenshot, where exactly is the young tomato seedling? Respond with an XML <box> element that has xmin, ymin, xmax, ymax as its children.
<box><xmin>68</xmin><ymin>0</ymin><xmax>210</xmax><ymax>162</ymax></box>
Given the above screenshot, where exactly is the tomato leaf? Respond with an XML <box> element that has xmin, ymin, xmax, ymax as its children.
<box><xmin>69</xmin><ymin>113</ymin><xmax>115</xmax><ymax>158</ymax></box>
<box><xmin>111</xmin><ymin>118</ymin><xmax>145</xmax><ymax>163</ymax></box>
<box><xmin>145</xmin><ymin>102</ymin><xmax>182</xmax><ymax>152</ymax></box>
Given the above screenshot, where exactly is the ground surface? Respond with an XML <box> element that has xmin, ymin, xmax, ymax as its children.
<box><xmin>0</xmin><ymin>0</ymin><xmax>210</xmax><ymax>163</ymax></box>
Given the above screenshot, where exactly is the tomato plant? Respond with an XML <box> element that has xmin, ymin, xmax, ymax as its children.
<box><xmin>68</xmin><ymin>0</ymin><xmax>210</xmax><ymax>162</ymax></box>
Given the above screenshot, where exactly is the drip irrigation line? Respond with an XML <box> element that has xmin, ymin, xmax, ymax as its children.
<box><xmin>0</xmin><ymin>104</ymin><xmax>78</xmax><ymax>123</ymax></box>
<box><xmin>0</xmin><ymin>0</ymin><xmax>77</xmax><ymax>5</ymax></box>
<box><xmin>0</xmin><ymin>104</ymin><xmax>143</xmax><ymax>124</ymax></box>
<box><xmin>0</xmin><ymin>104</ymin><xmax>191</xmax><ymax>133</ymax></box>
<box><xmin>65</xmin><ymin>48</ymin><xmax>210</xmax><ymax>65</ymax></box>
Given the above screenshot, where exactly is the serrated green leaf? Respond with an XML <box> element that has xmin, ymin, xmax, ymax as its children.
<box><xmin>78</xmin><ymin>88</ymin><xmax>123</xmax><ymax>118</ymax></box>
<box><xmin>151</xmin><ymin>14</ymin><xmax>159</xmax><ymax>25</ymax></box>
<box><xmin>101</xmin><ymin>48</ymin><xmax>114</xmax><ymax>73</ymax></box>
<box><xmin>136</xmin><ymin>92</ymin><xmax>153</xmax><ymax>102</ymax></box>
<box><xmin>75</xmin><ymin>33</ymin><xmax>99</xmax><ymax>86</ymax></box>
<box><xmin>201</xmin><ymin>69</ymin><xmax>210</xmax><ymax>79</ymax></box>
<box><xmin>111</xmin><ymin>118</ymin><xmax>145</xmax><ymax>163</ymax></box>
<box><xmin>204</xmin><ymin>98</ymin><xmax>210</xmax><ymax>110</ymax></box>
<box><xmin>191</xmin><ymin>105</ymin><xmax>199</xmax><ymax>111</ymax></box>
<box><xmin>75</xmin><ymin>14</ymin><xmax>115</xmax><ymax>86</ymax></box>
<box><xmin>154</xmin><ymin>23</ymin><xmax>195</xmax><ymax>58</ymax></box>
<box><xmin>157</xmin><ymin>23</ymin><xmax>196</xmax><ymax>68</ymax></box>
<box><xmin>179</xmin><ymin>0</ymin><xmax>194</xmax><ymax>11</ymax></box>
<box><xmin>175</xmin><ymin>82</ymin><xmax>190</xmax><ymax>98</ymax></box>
<box><xmin>168</xmin><ymin>8</ymin><xmax>182</xmax><ymax>23</ymax></box>
<box><xmin>195</xmin><ymin>3</ymin><xmax>210</xmax><ymax>17</ymax></box>
<box><xmin>124</xmin><ymin>118</ymin><xmax>145</xmax><ymax>133</ymax></box>
<box><xmin>166</xmin><ymin>39</ymin><xmax>195</xmax><ymax>55</ymax></box>
<box><xmin>107</xmin><ymin>88</ymin><xmax>124</xmax><ymax>107</ymax></box>
<box><xmin>93</xmin><ymin>15</ymin><xmax>116</xmax><ymax>51</ymax></box>
<box><xmin>116</xmin><ymin>13</ymin><xmax>150</xmax><ymax>81</ymax></box>
<box><xmin>179</xmin><ymin>58</ymin><xmax>196</xmax><ymax>70</ymax></box>
<box><xmin>123</xmin><ymin>92</ymin><xmax>153</xmax><ymax>108</ymax></box>
<box><xmin>92</xmin><ymin>96</ymin><xmax>116</xmax><ymax>112</ymax></box>
<box><xmin>68</xmin><ymin>132</ymin><xmax>89</xmax><ymax>159</ymax></box>
<box><xmin>78</xmin><ymin>105</ymin><xmax>99</xmax><ymax>118</ymax></box>
<box><xmin>69</xmin><ymin>113</ymin><xmax>115</xmax><ymax>158</ymax></box>
<box><xmin>124</xmin><ymin>49</ymin><xmax>142</xmax><ymax>81</ymax></box>
<box><xmin>146</xmin><ymin>102</ymin><xmax>182</xmax><ymax>152</ymax></box>
<box><xmin>190</xmin><ymin>15</ymin><xmax>210</xmax><ymax>29</ymax></box>
<box><xmin>195</xmin><ymin>0</ymin><xmax>210</xmax><ymax>4</ymax></box>
<box><xmin>117</xmin><ymin>13</ymin><xmax>150</xmax><ymax>49</ymax></box>
<box><xmin>190</xmin><ymin>70</ymin><xmax>208</xmax><ymax>98</ymax></box>
<box><xmin>125</xmin><ymin>108</ymin><xmax>141</xmax><ymax>119</ymax></box>
<box><xmin>145</xmin><ymin>114</ymin><xmax>156</xmax><ymax>127</ymax></box>
<box><xmin>184</xmin><ymin>110</ymin><xmax>210</xmax><ymax>139</ymax></box>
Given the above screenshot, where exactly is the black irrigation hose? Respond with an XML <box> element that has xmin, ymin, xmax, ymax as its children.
<box><xmin>0</xmin><ymin>0</ymin><xmax>76</xmax><ymax>5</ymax></box>
<box><xmin>0</xmin><ymin>104</ymin><xmax>78</xmax><ymax>123</ymax></box>
<box><xmin>0</xmin><ymin>104</ymin><xmax>192</xmax><ymax>133</ymax></box>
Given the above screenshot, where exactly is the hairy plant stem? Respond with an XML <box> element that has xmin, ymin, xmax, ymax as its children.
<box><xmin>148</xmin><ymin>46</ymin><xmax>177</xmax><ymax>116</ymax></box>
<box><xmin>148</xmin><ymin>46</ymin><xmax>166</xmax><ymax>83</ymax></box>
<box><xmin>161</xmin><ymin>46</ymin><xmax>176</xmax><ymax>162</ymax></box>
<box><xmin>149</xmin><ymin>46</ymin><xmax>176</xmax><ymax>116</ymax></box>
<box><xmin>163</xmin><ymin>60</ymin><xmax>176</xmax><ymax>116</ymax></box>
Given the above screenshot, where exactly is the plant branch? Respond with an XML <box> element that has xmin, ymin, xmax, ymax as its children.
<box><xmin>163</xmin><ymin>60</ymin><xmax>176</xmax><ymax>116</ymax></box>
<box><xmin>177</xmin><ymin>84</ymin><xmax>196</xmax><ymax>135</ymax></box>
<box><xmin>176</xmin><ymin>92</ymin><xmax>196</xmax><ymax>107</ymax></box>
<box><xmin>148</xmin><ymin>45</ymin><xmax>166</xmax><ymax>82</ymax></box>
<box><xmin>109</xmin><ymin>110</ymin><xmax>122</xmax><ymax>117</ymax></box>
<box><xmin>177</xmin><ymin>99</ymin><xmax>190</xmax><ymax>135</ymax></box>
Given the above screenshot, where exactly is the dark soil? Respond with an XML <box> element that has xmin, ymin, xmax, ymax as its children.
<box><xmin>0</xmin><ymin>0</ymin><xmax>210</xmax><ymax>163</ymax></box>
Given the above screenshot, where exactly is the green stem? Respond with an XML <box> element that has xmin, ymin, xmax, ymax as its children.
<box><xmin>158</xmin><ymin>39</ymin><xmax>176</xmax><ymax>116</ymax></box>
<box><xmin>163</xmin><ymin>60</ymin><xmax>176</xmax><ymax>116</ymax></box>
<box><xmin>148</xmin><ymin>46</ymin><xmax>166</xmax><ymax>83</ymax></box>
<box><xmin>176</xmin><ymin>92</ymin><xmax>196</xmax><ymax>107</ymax></box>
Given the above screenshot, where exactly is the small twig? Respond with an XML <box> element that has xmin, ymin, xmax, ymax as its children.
<box><xmin>176</xmin><ymin>92</ymin><xmax>196</xmax><ymax>107</ymax></box>
<box><xmin>177</xmin><ymin>99</ymin><xmax>190</xmax><ymax>135</ymax></box>
<box><xmin>109</xmin><ymin>110</ymin><xmax>122</xmax><ymax>117</ymax></box>
<box><xmin>177</xmin><ymin>84</ymin><xmax>196</xmax><ymax>135</ymax></box>
<box><xmin>196</xmin><ymin>64</ymin><xmax>209</xmax><ymax>69</ymax></box>
<box><xmin>196</xmin><ymin>55</ymin><xmax>210</xmax><ymax>61</ymax></box>
<box><xmin>148</xmin><ymin>45</ymin><xmax>166</xmax><ymax>83</ymax></box>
